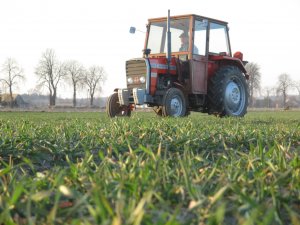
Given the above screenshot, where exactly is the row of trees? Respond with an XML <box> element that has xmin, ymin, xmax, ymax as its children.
<box><xmin>245</xmin><ymin>62</ymin><xmax>300</xmax><ymax>108</ymax></box>
<box><xmin>0</xmin><ymin>49</ymin><xmax>106</xmax><ymax>107</ymax></box>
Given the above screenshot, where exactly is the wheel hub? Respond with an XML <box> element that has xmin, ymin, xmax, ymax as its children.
<box><xmin>170</xmin><ymin>96</ymin><xmax>183</xmax><ymax>116</ymax></box>
<box><xmin>225</xmin><ymin>81</ymin><xmax>241</xmax><ymax>107</ymax></box>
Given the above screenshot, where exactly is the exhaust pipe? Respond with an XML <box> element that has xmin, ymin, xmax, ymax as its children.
<box><xmin>166</xmin><ymin>9</ymin><xmax>171</xmax><ymax>73</ymax></box>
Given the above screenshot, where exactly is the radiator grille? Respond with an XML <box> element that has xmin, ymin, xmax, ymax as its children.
<box><xmin>126</xmin><ymin>59</ymin><xmax>147</xmax><ymax>89</ymax></box>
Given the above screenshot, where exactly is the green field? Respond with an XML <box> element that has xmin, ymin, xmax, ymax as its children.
<box><xmin>0</xmin><ymin>111</ymin><xmax>299</xmax><ymax>225</ymax></box>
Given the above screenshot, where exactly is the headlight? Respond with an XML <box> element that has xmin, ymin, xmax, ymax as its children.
<box><xmin>127</xmin><ymin>77</ymin><xmax>133</xmax><ymax>84</ymax></box>
<box><xmin>139</xmin><ymin>76</ymin><xmax>146</xmax><ymax>84</ymax></box>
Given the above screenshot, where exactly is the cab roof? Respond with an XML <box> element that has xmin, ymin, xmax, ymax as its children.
<box><xmin>148</xmin><ymin>14</ymin><xmax>228</xmax><ymax>25</ymax></box>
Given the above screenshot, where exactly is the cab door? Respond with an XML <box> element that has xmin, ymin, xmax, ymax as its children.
<box><xmin>190</xmin><ymin>19</ymin><xmax>208</xmax><ymax>94</ymax></box>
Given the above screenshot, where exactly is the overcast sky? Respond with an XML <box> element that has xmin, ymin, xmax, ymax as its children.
<box><xmin>0</xmin><ymin>0</ymin><xmax>299</xmax><ymax>98</ymax></box>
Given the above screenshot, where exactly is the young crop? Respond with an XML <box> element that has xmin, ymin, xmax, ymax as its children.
<box><xmin>0</xmin><ymin>111</ymin><xmax>299</xmax><ymax>224</ymax></box>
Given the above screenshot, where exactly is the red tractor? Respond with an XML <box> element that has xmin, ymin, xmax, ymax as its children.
<box><xmin>107</xmin><ymin>12</ymin><xmax>249</xmax><ymax>117</ymax></box>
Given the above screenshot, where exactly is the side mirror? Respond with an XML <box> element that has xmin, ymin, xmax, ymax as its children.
<box><xmin>129</xmin><ymin>27</ymin><xmax>136</xmax><ymax>34</ymax></box>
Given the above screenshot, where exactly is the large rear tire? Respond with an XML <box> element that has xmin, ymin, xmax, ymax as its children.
<box><xmin>162</xmin><ymin>88</ymin><xmax>187</xmax><ymax>117</ymax></box>
<box><xmin>207</xmin><ymin>66</ymin><xmax>249</xmax><ymax>117</ymax></box>
<box><xmin>106</xmin><ymin>92</ymin><xmax>131</xmax><ymax>117</ymax></box>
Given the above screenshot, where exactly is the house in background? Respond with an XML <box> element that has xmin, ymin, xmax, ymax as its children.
<box><xmin>0</xmin><ymin>94</ymin><xmax>29</xmax><ymax>108</ymax></box>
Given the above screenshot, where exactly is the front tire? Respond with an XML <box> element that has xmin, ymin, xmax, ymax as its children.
<box><xmin>207</xmin><ymin>66</ymin><xmax>249</xmax><ymax>117</ymax></box>
<box><xmin>162</xmin><ymin>88</ymin><xmax>187</xmax><ymax>117</ymax></box>
<box><xmin>106</xmin><ymin>92</ymin><xmax>131</xmax><ymax>117</ymax></box>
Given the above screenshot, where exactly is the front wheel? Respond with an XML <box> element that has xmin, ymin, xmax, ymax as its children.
<box><xmin>207</xmin><ymin>66</ymin><xmax>249</xmax><ymax>117</ymax></box>
<box><xmin>162</xmin><ymin>88</ymin><xmax>187</xmax><ymax>117</ymax></box>
<box><xmin>106</xmin><ymin>92</ymin><xmax>131</xmax><ymax>117</ymax></box>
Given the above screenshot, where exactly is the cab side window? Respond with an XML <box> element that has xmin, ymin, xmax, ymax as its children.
<box><xmin>194</xmin><ymin>20</ymin><xmax>207</xmax><ymax>55</ymax></box>
<box><xmin>209</xmin><ymin>23</ymin><xmax>229</xmax><ymax>54</ymax></box>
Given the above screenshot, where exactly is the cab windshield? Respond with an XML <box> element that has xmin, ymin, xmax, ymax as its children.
<box><xmin>147</xmin><ymin>18</ymin><xmax>190</xmax><ymax>54</ymax></box>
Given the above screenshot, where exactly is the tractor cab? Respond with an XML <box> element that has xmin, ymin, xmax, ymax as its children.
<box><xmin>146</xmin><ymin>15</ymin><xmax>231</xmax><ymax>59</ymax></box>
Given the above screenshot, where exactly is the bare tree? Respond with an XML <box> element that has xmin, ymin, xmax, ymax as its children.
<box><xmin>277</xmin><ymin>73</ymin><xmax>292</xmax><ymax>108</ymax></box>
<box><xmin>85</xmin><ymin>66</ymin><xmax>106</xmax><ymax>106</ymax></box>
<box><xmin>261</xmin><ymin>86</ymin><xmax>276</xmax><ymax>108</ymax></box>
<box><xmin>293</xmin><ymin>80</ymin><xmax>300</xmax><ymax>96</ymax></box>
<box><xmin>65</xmin><ymin>60</ymin><xmax>85</xmax><ymax>107</ymax></box>
<box><xmin>0</xmin><ymin>58</ymin><xmax>25</xmax><ymax>107</ymax></box>
<box><xmin>245</xmin><ymin>62</ymin><xmax>261</xmax><ymax>107</ymax></box>
<box><xmin>35</xmin><ymin>49</ymin><xmax>67</xmax><ymax>106</ymax></box>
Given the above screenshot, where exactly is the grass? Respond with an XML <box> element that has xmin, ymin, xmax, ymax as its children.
<box><xmin>0</xmin><ymin>111</ymin><xmax>299</xmax><ymax>224</ymax></box>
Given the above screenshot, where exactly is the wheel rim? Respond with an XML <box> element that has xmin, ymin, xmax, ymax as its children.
<box><xmin>225</xmin><ymin>79</ymin><xmax>246</xmax><ymax>115</ymax></box>
<box><xmin>170</xmin><ymin>95</ymin><xmax>183</xmax><ymax>117</ymax></box>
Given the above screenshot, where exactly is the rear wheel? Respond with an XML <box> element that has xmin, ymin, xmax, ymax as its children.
<box><xmin>162</xmin><ymin>88</ymin><xmax>187</xmax><ymax>117</ymax></box>
<box><xmin>208</xmin><ymin>66</ymin><xmax>248</xmax><ymax>117</ymax></box>
<box><xmin>106</xmin><ymin>92</ymin><xmax>131</xmax><ymax>117</ymax></box>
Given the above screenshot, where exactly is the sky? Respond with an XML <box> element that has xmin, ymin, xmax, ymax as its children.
<box><xmin>0</xmin><ymin>0</ymin><xmax>299</xmax><ymax>98</ymax></box>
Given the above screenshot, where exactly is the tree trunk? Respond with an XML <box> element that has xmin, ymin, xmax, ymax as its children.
<box><xmin>90</xmin><ymin>94</ymin><xmax>94</xmax><ymax>107</ymax></box>
<box><xmin>283</xmin><ymin>91</ymin><xmax>286</xmax><ymax>108</ymax></box>
<box><xmin>49</xmin><ymin>89</ymin><xmax>57</xmax><ymax>106</ymax></box>
<box><xmin>249</xmin><ymin>94</ymin><xmax>253</xmax><ymax>107</ymax></box>
<box><xmin>53</xmin><ymin>89</ymin><xmax>56</xmax><ymax>106</ymax></box>
<box><xmin>9</xmin><ymin>85</ymin><xmax>13</xmax><ymax>108</ymax></box>
<box><xmin>50</xmin><ymin>95</ymin><xmax>53</xmax><ymax>106</ymax></box>
<box><xmin>49</xmin><ymin>88</ymin><xmax>52</xmax><ymax>106</ymax></box>
<box><xmin>249</xmin><ymin>86</ymin><xmax>254</xmax><ymax>107</ymax></box>
<box><xmin>73</xmin><ymin>85</ymin><xmax>76</xmax><ymax>107</ymax></box>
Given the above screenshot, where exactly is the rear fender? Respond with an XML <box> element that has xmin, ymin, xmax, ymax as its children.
<box><xmin>221</xmin><ymin>59</ymin><xmax>249</xmax><ymax>79</ymax></box>
<box><xmin>209</xmin><ymin>55</ymin><xmax>249</xmax><ymax>79</ymax></box>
